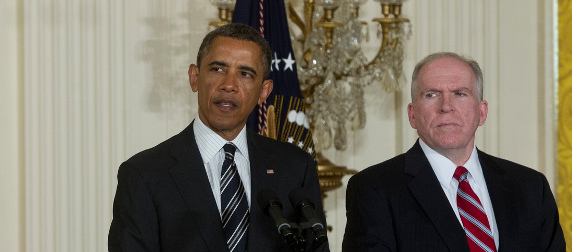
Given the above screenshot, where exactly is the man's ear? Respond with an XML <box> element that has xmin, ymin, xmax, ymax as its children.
<box><xmin>407</xmin><ymin>103</ymin><xmax>417</xmax><ymax>129</ymax></box>
<box><xmin>257</xmin><ymin>79</ymin><xmax>274</xmax><ymax>105</ymax></box>
<box><xmin>188</xmin><ymin>64</ymin><xmax>199</xmax><ymax>92</ymax></box>
<box><xmin>478</xmin><ymin>100</ymin><xmax>488</xmax><ymax>126</ymax></box>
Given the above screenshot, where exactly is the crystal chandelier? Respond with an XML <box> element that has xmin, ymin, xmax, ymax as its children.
<box><xmin>289</xmin><ymin>0</ymin><xmax>412</xmax><ymax>151</ymax></box>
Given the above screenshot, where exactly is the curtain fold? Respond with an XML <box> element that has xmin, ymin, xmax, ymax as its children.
<box><xmin>558</xmin><ymin>0</ymin><xmax>572</xmax><ymax>248</ymax></box>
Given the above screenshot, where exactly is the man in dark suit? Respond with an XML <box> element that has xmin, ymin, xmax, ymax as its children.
<box><xmin>343</xmin><ymin>52</ymin><xmax>566</xmax><ymax>251</ymax></box>
<box><xmin>109</xmin><ymin>23</ymin><xmax>328</xmax><ymax>252</ymax></box>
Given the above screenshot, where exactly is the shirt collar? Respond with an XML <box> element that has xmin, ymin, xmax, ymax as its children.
<box><xmin>193</xmin><ymin>116</ymin><xmax>249</xmax><ymax>164</ymax></box>
<box><xmin>419</xmin><ymin>138</ymin><xmax>485</xmax><ymax>189</ymax></box>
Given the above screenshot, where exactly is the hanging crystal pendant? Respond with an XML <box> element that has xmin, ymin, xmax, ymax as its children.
<box><xmin>333</xmin><ymin>121</ymin><xmax>348</xmax><ymax>150</ymax></box>
<box><xmin>313</xmin><ymin>115</ymin><xmax>332</xmax><ymax>151</ymax></box>
<box><xmin>351</xmin><ymin>107</ymin><xmax>366</xmax><ymax>131</ymax></box>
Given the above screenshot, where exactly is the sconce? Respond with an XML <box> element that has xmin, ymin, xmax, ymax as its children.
<box><xmin>289</xmin><ymin>0</ymin><xmax>411</xmax><ymax>151</ymax></box>
<box><xmin>209</xmin><ymin>0</ymin><xmax>236</xmax><ymax>27</ymax></box>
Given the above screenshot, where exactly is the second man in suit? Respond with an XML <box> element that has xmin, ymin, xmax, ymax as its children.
<box><xmin>343</xmin><ymin>52</ymin><xmax>566</xmax><ymax>251</ymax></box>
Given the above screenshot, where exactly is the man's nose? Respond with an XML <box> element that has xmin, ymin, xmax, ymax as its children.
<box><xmin>220</xmin><ymin>73</ymin><xmax>239</xmax><ymax>92</ymax></box>
<box><xmin>440</xmin><ymin>95</ymin><xmax>453</xmax><ymax>113</ymax></box>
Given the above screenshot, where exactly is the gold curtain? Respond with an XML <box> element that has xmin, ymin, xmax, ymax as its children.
<box><xmin>558</xmin><ymin>0</ymin><xmax>572</xmax><ymax>248</ymax></box>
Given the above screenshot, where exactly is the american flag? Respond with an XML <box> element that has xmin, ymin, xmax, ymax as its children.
<box><xmin>233</xmin><ymin>0</ymin><xmax>316</xmax><ymax>159</ymax></box>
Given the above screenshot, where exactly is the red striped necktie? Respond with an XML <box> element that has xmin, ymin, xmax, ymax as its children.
<box><xmin>453</xmin><ymin>166</ymin><xmax>496</xmax><ymax>252</ymax></box>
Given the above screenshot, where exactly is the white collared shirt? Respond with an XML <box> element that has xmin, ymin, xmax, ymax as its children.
<box><xmin>193</xmin><ymin>116</ymin><xmax>251</xmax><ymax>215</ymax></box>
<box><xmin>419</xmin><ymin>139</ymin><xmax>499</xmax><ymax>249</ymax></box>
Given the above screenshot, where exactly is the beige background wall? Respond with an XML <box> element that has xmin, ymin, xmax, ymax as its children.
<box><xmin>0</xmin><ymin>0</ymin><xmax>557</xmax><ymax>251</ymax></box>
<box><xmin>1</xmin><ymin>0</ymin><xmax>24</xmax><ymax>251</ymax></box>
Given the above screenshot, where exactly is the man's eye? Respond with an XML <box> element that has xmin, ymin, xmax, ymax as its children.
<box><xmin>456</xmin><ymin>92</ymin><xmax>467</xmax><ymax>96</ymax></box>
<box><xmin>211</xmin><ymin>67</ymin><xmax>223</xmax><ymax>72</ymax></box>
<box><xmin>426</xmin><ymin>93</ymin><xmax>437</xmax><ymax>98</ymax></box>
<box><xmin>241</xmin><ymin>72</ymin><xmax>252</xmax><ymax>78</ymax></box>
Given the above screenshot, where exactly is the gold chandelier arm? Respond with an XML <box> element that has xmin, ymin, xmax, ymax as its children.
<box><xmin>315</xmin><ymin>6</ymin><xmax>342</xmax><ymax>49</ymax></box>
<box><xmin>266</xmin><ymin>105</ymin><xmax>277</xmax><ymax>140</ymax></box>
<box><xmin>304</xmin><ymin>0</ymin><xmax>316</xmax><ymax>38</ymax></box>
<box><xmin>366</xmin><ymin>18</ymin><xmax>392</xmax><ymax>68</ymax></box>
<box><xmin>315</xmin><ymin>22</ymin><xmax>342</xmax><ymax>49</ymax></box>
<box><xmin>365</xmin><ymin>18</ymin><xmax>409</xmax><ymax>68</ymax></box>
<box><xmin>288</xmin><ymin>3</ymin><xmax>308</xmax><ymax>39</ymax></box>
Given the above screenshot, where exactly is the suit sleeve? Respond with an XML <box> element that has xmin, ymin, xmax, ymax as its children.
<box><xmin>342</xmin><ymin>173</ymin><xmax>397</xmax><ymax>252</ymax></box>
<box><xmin>108</xmin><ymin>162</ymin><xmax>160</xmax><ymax>251</ymax></box>
<box><xmin>539</xmin><ymin>175</ymin><xmax>566</xmax><ymax>251</ymax></box>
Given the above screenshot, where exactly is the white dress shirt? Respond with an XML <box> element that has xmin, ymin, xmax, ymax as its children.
<box><xmin>419</xmin><ymin>139</ymin><xmax>499</xmax><ymax>249</ymax></box>
<box><xmin>193</xmin><ymin>116</ymin><xmax>251</xmax><ymax>216</ymax></box>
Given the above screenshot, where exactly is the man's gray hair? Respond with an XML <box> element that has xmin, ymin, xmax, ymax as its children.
<box><xmin>410</xmin><ymin>52</ymin><xmax>483</xmax><ymax>103</ymax></box>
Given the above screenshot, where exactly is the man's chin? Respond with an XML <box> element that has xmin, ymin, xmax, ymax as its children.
<box><xmin>438</xmin><ymin>139</ymin><xmax>472</xmax><ymax>151</ymax></box>
<box><xmin>210</xmin><ymin>120</ymin><xmax>244</xmax><ymax>132</ymax></box>
<box><xmin>426</xmin><ymin>135</ymin><xmax>465</xmax><ymax>148</ymax></box>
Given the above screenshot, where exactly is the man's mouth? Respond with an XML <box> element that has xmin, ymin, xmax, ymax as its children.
<box><xmin>438</xmin><ymin>122</ymin><xmax>457</xmax><ymax>127</ymax></box>
<box><xmin>215</xmin><ymin>99</ymin><xmax>238</xmax><ymax>109</ymax></box>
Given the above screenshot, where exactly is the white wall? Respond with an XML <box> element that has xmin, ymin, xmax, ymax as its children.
<box><xmin>1</xmin><ymin>0</ymin><xmax>557</xmax><ymax>251</ymax></box>
<box><xmin>0</xmin><ymin>0</ymin><xmax>23</xmax><ymax>251</ymax></box>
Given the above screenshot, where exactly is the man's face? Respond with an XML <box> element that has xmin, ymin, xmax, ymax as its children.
<box><xmin>188</xmin><ymin>36</ymin><xmax>273</xmax><ymax>140</ymax></box>
<box><xmin>407</xmin><ymin>57</ymin><xmax>488</xmax><ymax>155</ymax></box>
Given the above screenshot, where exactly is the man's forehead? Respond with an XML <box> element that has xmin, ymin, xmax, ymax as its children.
<box><xmin>203</xmin><ymin>37</ymin><xmax>261</xmax><ymax>58</ymax></box>
<box><xmin>418</xmin><ymin>59</ymin><xmax>475</xmax><ymax>85</ymax></box>
<box><xmin>419</xmin><ymin>72</ymin><xmax>475</xmax><ymax>83</ymax></box>
<box><xmin>211</xmin><ymin>36</ymin><xmax>261</xmax><ymax>52</ymax></box>
<box><xmin>201</xmin><ymin>40</ymin><xmax>260</xmax><ymax>65</ymax></box>
<box><xmin>419</xmin><ymin>85</ymin><xmax>473</xmax><ymax>92</ymax></box>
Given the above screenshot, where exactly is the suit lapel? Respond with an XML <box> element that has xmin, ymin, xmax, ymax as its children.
<box><xmin>168</xmin><ymin>122</ymin><xmax>229</xmax><ymax>252</ymax></box>
<box><xmin>405</xmin><ymin>141</ymin><xmax>470</xmax><ymax>252</ymax></box>
<box><xmin>247</xmin><ymin>131</ymin><xmax>278</xmax><ymax>200</ymax></box>
<box><xmin>246</xmin><ymin>131</ymin><xmax>281</xmax><ymax>251</ymax></box>
<box><xmin>478</xmin><ymin>150</ymin><xmax>515</xmax><ymax>251</ymax></box>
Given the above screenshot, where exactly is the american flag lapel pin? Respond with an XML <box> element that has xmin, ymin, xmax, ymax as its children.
<box><xmin>266</xmin><ymin>169</ymin><xmax>274</xmax><ymax>174</ymax></box>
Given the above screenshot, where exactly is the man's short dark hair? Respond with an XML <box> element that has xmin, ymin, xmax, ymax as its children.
<box><xmin>197</xmin><ymin>23</ymin><xmax>272</xmax><ymax>79</ymax></box>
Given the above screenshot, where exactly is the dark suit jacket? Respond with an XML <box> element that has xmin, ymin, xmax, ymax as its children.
<box><xmin>108</xmin><ymin>122</ymin><xmax>328</xmax><ymax>251</ymax></box>
<box><xmin>343</xmin><ymin>140</ymin><xmax>566</xmax><ymax>252</ymax></box>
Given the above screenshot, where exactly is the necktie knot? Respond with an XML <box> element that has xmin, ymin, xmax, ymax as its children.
<box><xmin>453</xmin><ymin>166</ymin><xmax>469</xmax><ymax>182</ymax></box>
<box><xmin>223</xmin><ymin>143</ymin><xmax>236</xmax><ymax>161</ymax></box>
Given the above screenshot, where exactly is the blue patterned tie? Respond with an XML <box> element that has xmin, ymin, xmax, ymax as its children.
<box><xmin>221</xmin><ymin>143</ymin><xmax>249</xmax><ymax>252</ymax></box>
